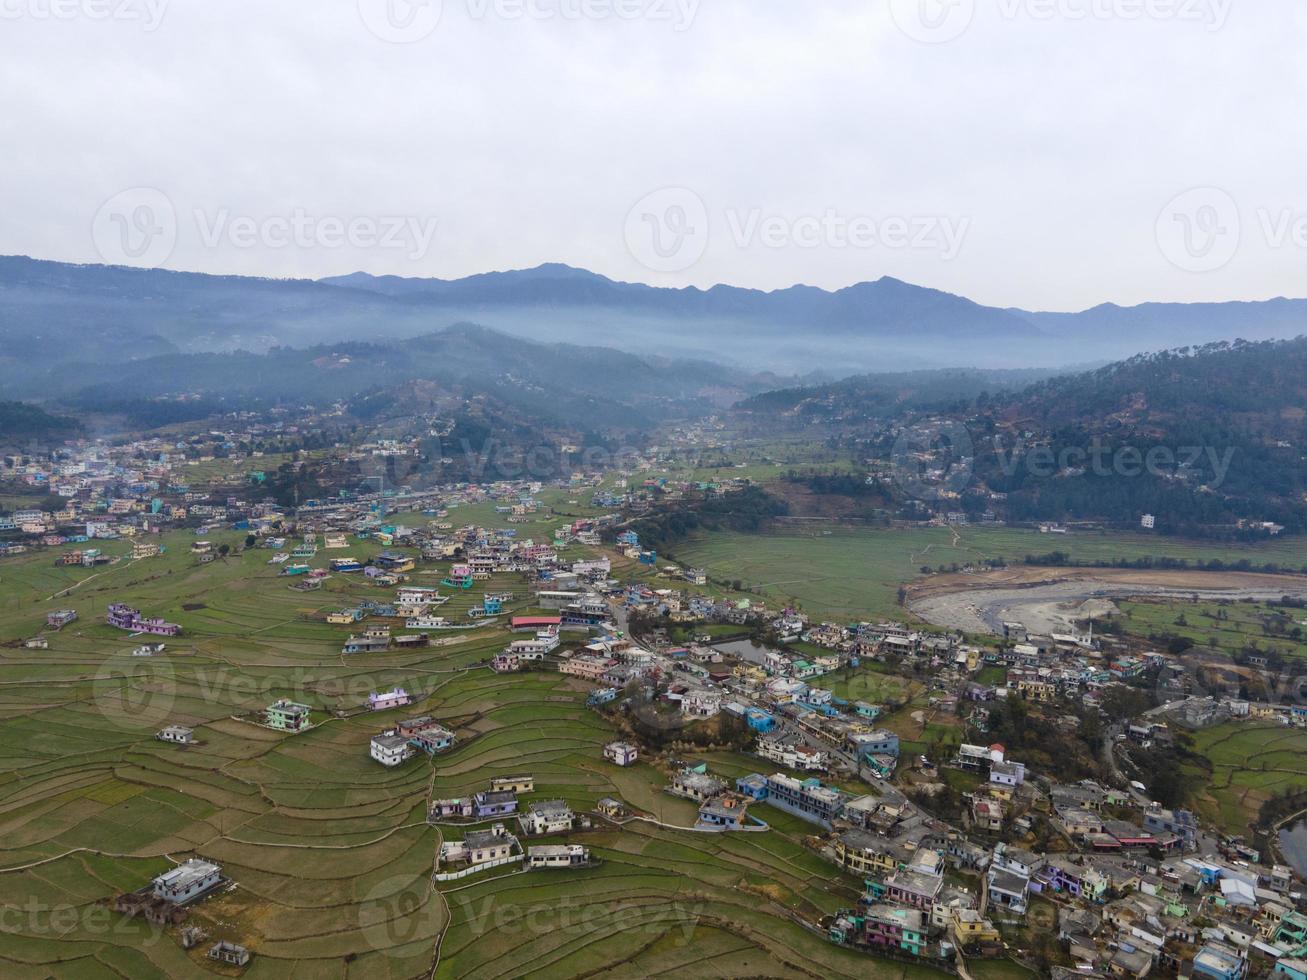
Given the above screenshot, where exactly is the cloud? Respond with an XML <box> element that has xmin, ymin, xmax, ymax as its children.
<box><xmin>0</xmin><ymin>0</ymin><xmax>1303</xmax><ymax>312</ymax></box>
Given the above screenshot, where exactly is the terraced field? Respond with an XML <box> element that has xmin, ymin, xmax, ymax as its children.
<box><xmin>1185</xmin><ymin>723</ymin><xmax>1307</xmax><ymax>836</ymax></box>
<box><xmin>0</xmin><ymin>526</ymin><xmax>958</xmax><ymax>978</ymax></box>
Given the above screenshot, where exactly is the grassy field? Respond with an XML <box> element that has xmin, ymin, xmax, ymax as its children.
<box><xmin>1185</xmin><ymin>722</ymin><xmax>1307</xmax><ymax>836</ymax></box>
<box><xmin>671</xmin><ymin>525</ymin><xmax>1307</xmax><ymax>622</ymax></box>
<box><xmin>1118</xmin><ymin>599</ymin><xmax>1307</xmax><ymax>660</ymax></box>
<box><xmin>0</xmin><ymin>524</ymin><xmax>954</xmax><ymax>978</ymax></box>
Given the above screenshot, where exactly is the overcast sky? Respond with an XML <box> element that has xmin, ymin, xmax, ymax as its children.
<box><xmin>1</xmin><ymin>0</ymin><xmax>1303</xmax><ymax>311</ymax></box>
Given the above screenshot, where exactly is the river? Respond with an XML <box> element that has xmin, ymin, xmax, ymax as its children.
<box><xmin>1279</xmin><ymin>818</ymin><xmax>1307</xmax><ymax>877</ymax></box>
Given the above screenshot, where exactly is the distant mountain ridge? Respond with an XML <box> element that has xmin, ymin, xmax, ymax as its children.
<box><xmin>3</xmin><ymin>254</ymin><xmax>1307</xmax><ymax>383</ymax></box>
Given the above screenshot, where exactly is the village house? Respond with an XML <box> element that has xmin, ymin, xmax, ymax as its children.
<box><xmin>604</xmin><ymin>741</ymin><xmax>638</xmax><ymax>766</ymax></box>
<box><xmin>560</xmin><ymin>655</ymin><xmax>616</xmax><ymax>681</ymax></box>
<box><xmin>490</xmin><ymin>776</ymin><xmax>534</xmax><ymax>794</ymax></box>
<box><xmin>681</xmin><ymin>689</ymin><xmax>722</xmax><ymax>719</ymax></box>
<box><xmin>265</xmin><ymin>700</ymin><xmax>312</xmax><ymax>732</ymax></box>
<box><xmin>440</xmin><ymin>824</ymin><xmax>518</xmax><ymax>866</ymax></box>
<box><xmin>519</xmin><ymin>800</ymin><xmax>574</xmax><ymax>836</ymax></box>
<box><xmin>833</xmin><ymin>830</ymin><xmax>902</xmax><ymax>876</ymax></box>
<box><xmin>370</xmin><ymin>733</ymin><xmax>413</xmax><ymax>767</ymax></box>
<box><xmin>697</xmin><ymin>792</ymin><xmax>754</xmax><ymax>829</ymax></box>
<box><xmin>885</xmin><ymin>868</ymin><xmax>945</xmax><ymax>910</ymax></box>
<box><xmin>527</xmin><ymin>844</ymin><xmax>590</xmax><ymax>869</ymax></box>
<box><xmin>757</xmin><ymin>734</ymin><xmax>827</xmax><ymax>771</ymax></box>
<box><xmin>368</xmin><ymin>688</ymin><xmax>411</xmax><ymax>711</ymax></box>
<box><xmin>668</xmin><ymin>768</ymin><xmax>728</xmax><ymax>802</ymax></box>
<box><xmin>343</xmin><ymin>634</ymin><xmax>390</xmax><ymax>654</ymax></box>
<box><xmin>153</xmin><ymin>859</ymin><xmax>223</xmax><ymax>905</ymax></box>
<box><xmin>763</xmin><ymin>773</ymin><xmax>844</xmax><ymax>828</ymax></box>
<box><xmin>862</xmin><ymin>904</ymin><xmax>928</xmax><ymax>957</ymax></box>
<box><xmin>156</xmin><ymin>725</ymin><xmax>194</xmax><ymax>745</ymax></box>
<box><xmin>474</xmin><ymin>790</ymin><xmax>519</xmax><ymax>819</ymax></box>
<box><xmin>408</xmin><ymin>724</ymin><xmax>456</xmax><ymax>755</ymax></box>
<box><xmin>45</xmin><ymin>609</ymin><xmax>77</xmax><ymax>630</ymax></box>
<box><xmin>207</xmin><ymin>941</ymin><xmax>251</xmax><ymax>967</ymax></box>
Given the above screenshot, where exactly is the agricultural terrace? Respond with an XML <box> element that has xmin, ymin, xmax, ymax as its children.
<box><xmin>1184</xmin><ymin>722</ymin><xmax>1307</xmax><ymax>837</ymax></box>
<box><xmin>671</xmin><ymin>525</ymin><xmax>1307</xmax><ymax>622</ymax></box>
<box><xmin>0</xmin><ymin>524</ymin><xmax>952</xmax><ymax>978</ymax></box>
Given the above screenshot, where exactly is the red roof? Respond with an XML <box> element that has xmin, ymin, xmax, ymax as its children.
<box><xmin>512</xmin><ymin>616</ymin><xmax>562</xmax><ymax>628</ymax></box>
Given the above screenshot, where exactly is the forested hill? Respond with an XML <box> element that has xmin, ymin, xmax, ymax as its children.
<box><xmin>735</xmin><ymin>367</ymin><xmax>1060</xmax><ymax>424</ymax></box>
<box><xmin>991</xmin><ymin>338</ymin><xmax>1307</xmax><ymax>437</ymax></box>
<box><xmin>0</xmin><ymin>401</ymin><xmax>80</xmax><ymax>445</ymax></box>
<box><xmin>977</xmin><ymin>339</ymin><xmax>1307</xmax><ymax>534</ymax></box>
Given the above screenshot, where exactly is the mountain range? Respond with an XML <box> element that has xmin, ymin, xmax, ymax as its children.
<box><xmin>4</xmin><ymin>255</ymin><xmax>1307</xmax><ymax>392</ymax></box>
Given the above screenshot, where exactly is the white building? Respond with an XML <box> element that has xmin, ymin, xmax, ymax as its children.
<box><xmin>527</xmin><ymin>844</ymin><xmax>589</xmax><ymax>869</ymax></box>
<box><xmin>153</xmin><ymin>859</ymin><xmax>222</xmax><ymax>904</ymax></box>
<box><xmin>681</xmin><ymin>690</ymin><xmax>722</xmax><ymax>719</ymax></box>
<box><xmin>519</xmin><ymin>800</ymin><xmax>574</xmax><ymax>836</ymax></box>
<box><xmin>370</xmin><ymin>733</ymin><xmax>414</xmax><ymax>767</ymax></box>
<box><xmin>604</xmin><ymin>741</ymin><xmax>638</xmax><ymax>766</ymax></box>
<box><xmin>156</xmin><ymin>725</ymin><xmax>194</xmax><ymax>744</ymax></box>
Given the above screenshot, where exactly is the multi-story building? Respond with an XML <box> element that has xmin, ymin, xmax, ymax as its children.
<box><xmin>762</xmin><ymin>773</ymin><xmax>843</xmax><ymax>828</ymax></box>
<box><xmin>152</xmin><ymin>859</ymin><xmax>222</xmax><ymax>904</ymax></box>
<box><xmin>265</xmin><ymin>700</ymin><xmax>312</xmax><ymax>732</ymax></box>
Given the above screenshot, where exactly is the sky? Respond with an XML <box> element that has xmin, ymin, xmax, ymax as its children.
<box><xmin>1</xmin><ymin>0</ymin><xmax>1304</xmax><ymax>311</ymax></box>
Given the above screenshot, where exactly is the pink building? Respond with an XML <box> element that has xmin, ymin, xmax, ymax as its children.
<box><xmin>369</xmin><ymin>688</ymin><xmax>411</xmax><ymax>711</ymax></box>
<box><xmin>106</xmin><ymin>603</ymin><xmax>181</xmax><ymax>636</ymax></box>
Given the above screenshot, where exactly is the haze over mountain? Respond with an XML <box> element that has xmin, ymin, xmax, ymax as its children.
<box><xmin>4</xmin><ymin>255</ymin><xmax>1307</xmax><ymax>389</ymax></box>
